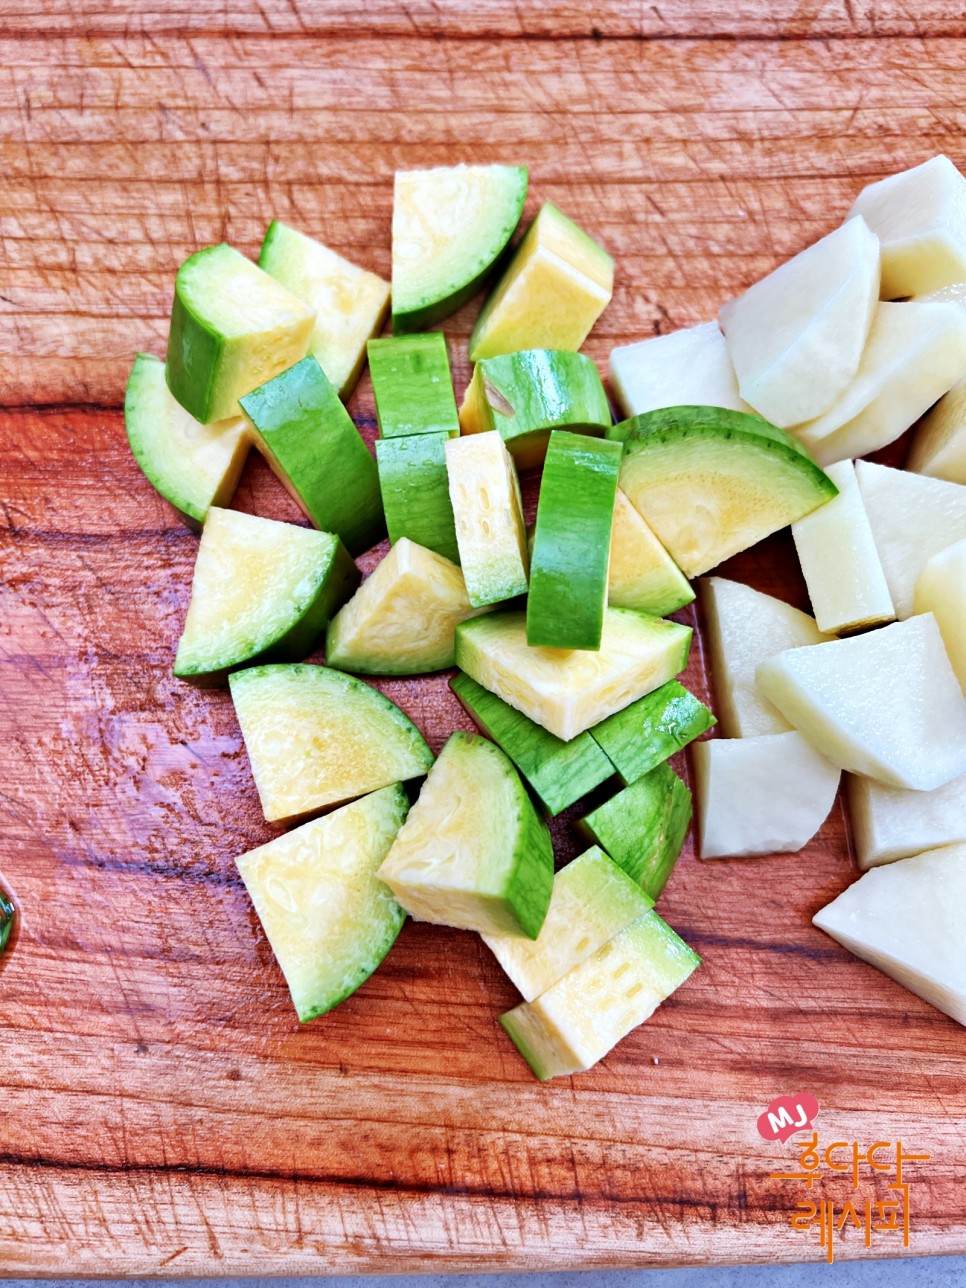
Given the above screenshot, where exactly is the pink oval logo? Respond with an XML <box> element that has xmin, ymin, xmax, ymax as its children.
<box><xmin>757</xmin><ymin>1093</ymin><xmax>819</xmax><ymax>1143</ymax></box>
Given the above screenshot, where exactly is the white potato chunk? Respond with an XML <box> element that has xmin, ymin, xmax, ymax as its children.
<box><xmin>719</xmin><ymin>217</ymin><xmax>879</xmax><ymax>427</ymax></box>
<box><xmin>693</xmin><ymin>733</ymin><xmax>840</xmax><ymax>859</ymax></box>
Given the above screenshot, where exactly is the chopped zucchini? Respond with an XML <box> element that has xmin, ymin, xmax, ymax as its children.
<box><xmin>577</xmin><ymin>762</ymin><xmax>692</xmax><ymax>900</ymax></box>
<box><xmin>326</xmin><ymin>538</ymin><xmax>478</xmax><ymax>675</ymax></box>
<box><xmin>470</xmin><ymin>203</ymin><xmax>613</xmax><ymax>360</ymax></box>
<box><xmin>173</xmin><ymin>507</ymin><xmax>359</xmax><ymax>686</ymax></box>
<box><xmin>450</xmin><ymin>671</ymin><xmax>613</xmax><ymax>816</ymax></box>
<box><xmin>376</xmin><ymin>433</ymin><xmax>460</xmax><ymax>563</ymax></box>
<box><xmin>124</xmin><ymin>353</ymin><xmax>249</xmax><ymax>527</ymax></box>
<box><xmin>377</xmin><ymin>731</ymin><xmax>553</xmax><ymax>938</ymax></box>
<box><xmin>166</xmin><ymin>243</ymin><xmax>315</xmax><ymax>422</ymax></box>
<box><xmin>609</xmin><ymin>406</ymin><xmax>837</xmax><ymax>577</ymax></box>
<box><xmin>608</xmin><ymin>489</ymin><xmax>694</xmax><ymax>617</ymax></box>
<box><xmin>458</xmin><ymin>349</ymin><xmax>611</xmax><ymax>469</ymax></box>
<box><xmin>482</xmin><ymin>847</ymin><xmax>653</xmax><ymax>1001</ymax></box>
<box><xmin>446</xmin><ymin>432</ymin><xmax>529</xmax><ymax>608</ymax></box>
<box><xmin>240</xmin><ymin>356</ymin><xmax>385</xmax><ymax>557</ymax></box>
<box><xmin>590</xmin><ymin>679</ymin><xmax>715</xmax><ymax>785</ymax></box>
<box><xmin>368</xmin><ymin>334</ymin><xmax>460</xmax><ymax>439</ymax></box>
<box><xmin>392</xmin><ymin>164</ymin><xmax>528</xmax><ymax>332</ymax></box>
<box><xmin>235</xmin><ymin>784</ymin><xmax>408</xmax><ymax>1022</ymax></box>
<box><xmin>455</xmin><ymin>607</ymin><xmax>692</xmax><ymax>742</ymax></box>
<box><xmin>527</xmin><ymin>431</ymin><xmax>622</xmax><ymax>650</ymax></box>
<box><xmin>229</xmin><ymin>663</ymin><xmax>433</xmax><ymax>823</ymax></box>
<box><xmin>258</xmin><ymin>220</ymin><xmax>389</xmax><ymax>399</ymax></box>
<box><xmin>500</xmin><ymin>910</ymin><xmax>700</xmax><ymax>1079</ymax></box>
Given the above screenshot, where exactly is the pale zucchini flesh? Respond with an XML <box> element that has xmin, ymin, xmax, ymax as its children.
<box><xmin>377</xmin><ymin>731</ymin><xmax>553</xmax><ymax>938</ymax></box>
<box><xmin>455</xmin><ymin>607</ymin><xmax>692</xmax><ymax>742</ymax></box>
<box><xmin>124</xmin><ymin>353</ymin><xmax>250</xmax><ymax>526</ymax></box>
<box><xmin>258</xmin><ymin>220</ymin><xmax>390</xmax><ymax>399</ymax></box>
<box><xmin>166</xmin><ymin>243</ymin><xmax>315</xmax><ymax>423</ymax></box>
<box><xmin>500</xmin><ymin>910</ymin><xmax>700</xmax><ymax>1079</ymax></box>
<box><xmin>174</xmin><ymin>507</ymin><xmax>359</xmax><ymax>686</ymax></box>
<box><xmin>392</xmin><ymin>164</ymin><xmax>528</xmax><ymax>332</ymax></box>
<box><xmin>235</xmin><ymin>784</ymin><xmax>409</xmax><ymax>1022</ymax></box>
<box><xmin>609</xmin><ymin>407</ymin><xmax>838</xmax><ymax>578</ymax></box>
<box><xmin>445</xmin><ymin>431</ymin><xmax>529</xmax><ymax>608</ymax></box>
<box><xmin>608</xmin><ymin>489</ymin><xmax>695</xmax><ymax>617</ymax></box>
<box><xmin>482</xmin><ymin>847</ymin><xmax>653</xmax><ymax>1002</ymax></box>
<box><xmin>326</xmin><ymin>538</ymin><xmax>478</xmax><ymax>675</ymax></box>
<box><xmin>470</xmin><ymin>202</ymin><xmax>613</xmax><ymax>360</ymax></box>
<box><xmin>229</xmin><ymin>663</ymin><xmax>433</xmax><ymax>824</ymax></box>
<box><xmin>450</xmin><ymin>672</ymin><xmax>613</xmax><ymax>816</ymax></box>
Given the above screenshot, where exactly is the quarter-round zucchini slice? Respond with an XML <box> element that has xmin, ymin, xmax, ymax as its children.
<box><xmin>391</xmin><ymin>164</ymin><xmax>528</xmax><ymax>333</ymax></box>
<box><xmin>229</xmin><ymin>663</ymin><xmax>433</xmax><ymax>824</ymax></box>
<box><xmin>235</xmin><ymin>784</ymin><xmax>409</xmax><ymax>1022</ymax></box>
<box><xmin>124</xmin><ymin>353</ymin><xmax>250</xmax><ymax>527</ymax></box>
<box><xmin>173</xmin><ymin>507</ymin><xmax>359</xmax><ymax>686</ymax></box>
<box><xmin>609</xmin><ymin>406</ymin><xmax>837</xmax><ymax>578</ymax></box>
<box><xmin>377</xmin><ymin>731</ymin><xmax>554</xmax><ymax>939</ymax></box>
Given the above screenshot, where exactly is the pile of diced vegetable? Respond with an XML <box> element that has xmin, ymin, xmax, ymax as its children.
<box><xmin>127</xmin><ymin>156</ymin><xmax>966</xmax><ymax>1078</ymax></box>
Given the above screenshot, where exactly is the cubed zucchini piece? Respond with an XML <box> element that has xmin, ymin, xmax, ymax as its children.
<box><xmin>376</xmin><ymin>432</ymin><xmax>460</xmax><ymax>563</ymax></box>
<box><xmin>377</xmin><ymin>731</ymin><xmax>553</xmax><ymax>938</ymax></box>
<box><xmin>590</xmin><ymin>679</ymin><xmax>716</xmax><ymax>785</ymax></box>
<box><xmin>482</xmin><ymin>846</ymin><xmax>653</xmax><ymax>1001</ymax></box>
<box><xmin>458</xmin><ymin>349</ymin><xmax>611</xmax><ymax>470</ymax></box>
<box><xmin>326</xmin><ymin>538</ymin><xmax>478</xmax><ymax>675</ymax></box>
<box><xmin>258</xmin><ymin>220</ymin><xmax>389</xmax><ymax>399</ymax></box>
<box><xmin>577</xmin><ymin>762</ymin><xmax>692</xmax><ymax>900</ymax></box>
<box><xmin>392</xmin><ymin>164</ymin><xmax>528</xmax><ymax>332</ymax></box>
<box><xmin>240</xmin><ymin>356</ymin><xmax>385</xmax><ymax>557</ymax></box>
<box><xmin>500</xmin><ymin>910</ymin><xmax>700</xmax><ymax>1079</ymax></box>
<box><xmin>235</xmin><ymin>784</ymin><xmax>408</xmax><ymax>1022</ymax></box>
<box><xmin>368</xmin><ymin>334</ymin><xmax>460</xmax><ymax>439</ymax></box>
<box><xmin>455</xmin><ymin>608</ymin><xmax>692</xmax><ymax>742</ymax></box>
<box><xmin>229</xmin><ymin>663</ymin><xmax>433</xmax><ymax>824</ymax></box>
<box><xmin>450</xmin><ymin>672</ymin><xmax>613</xmax><ymax>816</ymax></box>
<box><xmin>470</xmin><ymin>203</ymin><xmax>613</xmax><ymax>360</ymax></box>
<box><xmin>446</xmin><ymin>432</ymin><xmax>528</xmax><ymax>609</ymax></box>
<box><xmin>166</xmin><ymin>243</ymin><xmax>315</xmax><ymax>423</ymax></box>
<box><xmin>173</xmin><ymin>507</ymin><xmax>359</xmax><ymax>687</ymax></box>
<box><xmin>528</xmin><ymin>431</ymin><xmax>622</xmax><ymax>650</ymax></box>
<box><xmin>124</xmin><ymin>353</ymin><xmax>250</xmax><ymax>527</ymax></box>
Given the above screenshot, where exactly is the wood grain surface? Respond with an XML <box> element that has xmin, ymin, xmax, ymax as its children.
<box><xmin>2</xmin><ymin>7</ymin><xmax>966</xmax><ymax>1275</ymax></box>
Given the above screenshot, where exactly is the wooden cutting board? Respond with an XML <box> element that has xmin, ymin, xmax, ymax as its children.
<box><xmin>2</xmin><ymin>5</ymin><xmax>966</xmax><ymax>1273</ymax></box>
